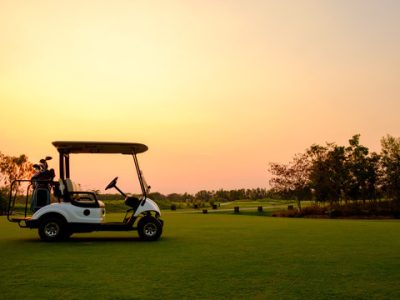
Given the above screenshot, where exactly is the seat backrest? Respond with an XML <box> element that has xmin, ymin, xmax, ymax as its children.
<box><xmin>59</xmin><ymin>179</ymin><xmax>81</xmax><ymax>201</ymax></box>
<box><xmin>64</xmin><ymin>179</ymin><xmax>75</xmax><ymax>192</ymax></box>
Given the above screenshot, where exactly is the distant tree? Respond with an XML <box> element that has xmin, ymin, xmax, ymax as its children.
<box><xmin>236</xmin><ymin>189</ymin><xmax>247</xmax><ymax>200</ymax></box>
<box><xmin>364</xmin><ymin>152</ymin><xmax>381</xmax><ymax>201</ymax></box>
<box><xmin>195</xmin><ymin>190</ymin><xmax>212</xmax><ymax>202</ymax></box>
<box><xmin>0</xmin><ymin>151</ymin><xmax>34</xmax><ymax>215</ymax></box>
<box><xmin>307</xmin><ymin>143</ymin><xmax>348</xmax><ymax>206</ymax></box>
<box><xmin>243</xmin><ymin>188</ymin><xmax>267</xmax><ymax>200</ymax></box>
<box><xmin>214</xmin><ymin>189</ymin><xmax>229</xmax><ymax>202</ymax></box>
<box><xmin>254</xmin><ymin>188</ymin><xmax>268</xmax><ymax>199</ymax></box>
<box><xmin>166</xmin><ymin>193</ymin><xmax>182</xmax><ymax>201</ymax></box>
<box><xmin>269</xmin><ymin>152</ymin><xmax>312</xmax><ymax>210</ymax></box>
<box><xmin>343</xmin><ymin>134</ymin><xmax>380</xmax><ymax>204</ymax></box>
<box><xmin>380</xmin><ymin>135</ymin><xmax>400</xmax><ymax>202</ymax></box>
<box><xmin>182</xmin><ymin>192</ymin><xmax>194</xmax><ymax>202</ymax></box>
<box><xmin>148</xmin><ymin>192</ymin><xmax>166</xmax><ymax>201</ymax></box>
<box><xmin>0</xmin><ymin>152</ymin><xmax>34</xmax><ymax>188</ymax></box>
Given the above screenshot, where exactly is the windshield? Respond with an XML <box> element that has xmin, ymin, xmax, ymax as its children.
<box><xmin>131</xmin><ymin>153</ymin><xmax>149</xmax><ymax>197</ymax></box>
<box><xmin>141</xmin><ymin>171</ymin><xmax>151</xmax><ymax>196</ymax></box>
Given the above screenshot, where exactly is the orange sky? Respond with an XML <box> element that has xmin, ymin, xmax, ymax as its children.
<box><xmin>1</xmin><ymin>1</ymin><xmax>399</xmax><ymax>194</ymax></box>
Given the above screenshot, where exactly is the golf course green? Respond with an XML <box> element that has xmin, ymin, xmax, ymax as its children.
<box><xmin>1</xmin><ymin>212</ymin><xmax>399</xmax><ymax>299</ymax></box>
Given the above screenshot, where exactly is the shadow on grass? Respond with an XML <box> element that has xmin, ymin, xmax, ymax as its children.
<box><xmin>12</xmin><ymin>236</ymin><xmax>171</xmax><ymax>244</ymax></box>
<box><xmin>67</xmin><ymin>236</ymin><xmax>142</xmax><ymax>243</ymax></box>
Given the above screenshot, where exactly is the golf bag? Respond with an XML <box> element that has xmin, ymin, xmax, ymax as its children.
<box><xmin>30</xmin><ymin>158</ymin><xmax>55</xmax><ymax>212</ymax></box>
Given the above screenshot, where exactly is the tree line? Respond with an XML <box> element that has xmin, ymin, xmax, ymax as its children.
<box><xmin>268</xmin><ymin>134</ymin><xmax>400</xmax><ymax>210</ymax></box>
<box><xmin>97</xmin><ymin>188</ymin><xmax>269</xmax><ymax>203</ymax></box>
<box><xmin>1</xmin><ymin>133</ymin><xmax>399</xmax><ymax>215</ymax></box>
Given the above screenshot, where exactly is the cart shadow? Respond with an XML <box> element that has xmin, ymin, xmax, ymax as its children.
<box><xmin>15</xmin><ymin>236</ymin><xmax>170</xmax><ymax>244</ymax></box>
<box><xmin>67</xmin><ymin>236</ymin><xmax>143</xmax><ymax>243</ymax></box>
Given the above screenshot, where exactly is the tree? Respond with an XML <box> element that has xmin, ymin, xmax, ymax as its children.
<box><xmin>344</xmin><ymin>134</ymin><xmax>380</xmax><ymax>204</ymax></box>
<box><xmin>214</xmin><ymin>189</ymin><xmax>229</xmax><ymax>202</ymax></box>
<box><xmin>307</xmin><ymin>143</ymin><xmax>348</xmax><ymax>206</ymax></box>
<box><xmin>0</xmin><ymin>151</ymin><xmax>34</xmax><ymax>215</ymax></box>
<box><xmin>269</xmin><ymin>152</ymin><xmax>312</xmax><ymax>210</ymax></box>
<box><xmin>364</xmin><ymin>152</ymin><xmax>381</xmax><ymax>201</ymax></box>
<box><xmin>148</xmin><ymin>192</ymin><xmax>166</xmax><ymax>201</ymax></box>
<box><xmin>195</xmin><ymin>190</ymin><xmax>212</xmax><ymax>202</ymax></box>
<box><xmin>0</xmin><ymin>152</ymin><xmax>34</xmax><ymax>188</ymax></box>
<box><xmin>380</xmin><ymin>135</ymin><xmax>400</xmax><ymax>202</ymax></box>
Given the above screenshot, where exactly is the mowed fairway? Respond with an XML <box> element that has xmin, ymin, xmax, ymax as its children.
<box><xmin>1</xmin><ymin>213</ymin><xmax>400</xmax><ymax>299</ymax></box>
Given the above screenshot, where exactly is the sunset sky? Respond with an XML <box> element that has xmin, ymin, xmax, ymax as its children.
<box><xmin>1</xmin><ymin>0</ymin><xmax>399</xmax><ymax>194</ymax></box>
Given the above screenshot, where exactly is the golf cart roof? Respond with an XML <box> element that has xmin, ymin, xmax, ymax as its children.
<box><xmin>52</xmin><ymin>141</ymin><xmax>148</xmax><ymax>154</ymax></box>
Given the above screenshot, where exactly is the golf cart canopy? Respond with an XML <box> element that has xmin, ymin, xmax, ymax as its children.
<box><xmin>52</xmin><ymin>141</ymin><xmax>150</xmax><ymax>196</ymax></box>
<box><xmin>52</xmin><ymin>141</ymin><xmax>148</xmax><ymax>155</ymax></box>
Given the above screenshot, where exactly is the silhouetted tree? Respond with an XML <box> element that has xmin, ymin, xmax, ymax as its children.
<box><xmin>343</xmin><ymin>134</ymin><xmax>380</xmax><ymax>204</ymax></box>
<box><xmin>308</xmin><ymin>143</ymin><xmax>348</xmax><ymax>206</ymax></box>
<box><xmin>380</xmin><ymin>135</ymin><xmax>400</xmax><ymax>202</ymax></box>
<box><xmin>195</xmin><ymin>190</ymin><xmax>212</xmax><ymax>202</ymax></box>
<box><xmin>0</xmin><ymin>151</ymin><xmax>34</xmax><ymax>214</ymax></box>
<box><xmin>269</xmin><ymin>152</ymin><xmax>312</xmax><ymax>210</ymax></box>
<box><xmin>0</xmin><ymin>152</ymin><xmax>34</xmax><ymax>188</ymax></box>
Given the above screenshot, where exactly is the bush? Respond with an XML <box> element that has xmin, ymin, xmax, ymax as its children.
<box><xmin>270</xmin><ymin>200</ymin><xmax>400</xmax><ymax>219</ymax></box>
<box><xmin>272</xmin><ymin>209</ymin><xmax>301</xmax><ymax>218</ymax></box>
<box><xmin>301</xmin><ymin>205</ymin><xmax>326</xmax><ymax>216</ymax></box>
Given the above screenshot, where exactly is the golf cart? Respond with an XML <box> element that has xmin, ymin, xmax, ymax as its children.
<box><xmin>7</xmin><ymin>141</ymin><xmax>163</xmax><ymax>242</ymax></box>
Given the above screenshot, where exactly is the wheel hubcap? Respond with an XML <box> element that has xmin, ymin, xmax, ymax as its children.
<box><xmin>44</xmin><ymin>222</ymin><xmax>60</xmax><ymax>238</ymax></box>
<box><xmin>143</xmin><ymin>223</ymin><xmax>157</xmax><ymax>237</ymax></box>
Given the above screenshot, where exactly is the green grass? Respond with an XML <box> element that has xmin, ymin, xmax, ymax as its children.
<box><xmin>1</xmin><ymin>213</ymin><xmax>400</xmax><ymax>299</ymax></box>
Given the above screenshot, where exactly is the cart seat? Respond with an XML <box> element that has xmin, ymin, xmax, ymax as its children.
<box><xmin>64</xmin><ymin>179</ymin><xmax>80</xmax><ymax>195</ymax></box>
<box><xmin>62</xmin><ymin>179</ymin><xmax>101</xmax><ymax>208</ymax></box>
<box><xmin>125</xmin><ymin>196</ymin><xmax>140</xmax><ymax>209</ymax></box>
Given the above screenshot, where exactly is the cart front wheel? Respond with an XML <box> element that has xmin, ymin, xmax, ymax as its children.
<box><xmin>138</xmin><ymin>216</ymin><xmax>162</xmax><ymax>241</ymax></box>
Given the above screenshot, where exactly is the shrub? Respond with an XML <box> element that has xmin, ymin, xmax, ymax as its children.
<box><xmin>272</xmin><ymin>209</ymin><xmax>301</xmax><ymax>218</ymax></box>
<box><xmin>301</xmin><ymin>205</ymin><xmax>326</xmax><ymax>216</ymax></box>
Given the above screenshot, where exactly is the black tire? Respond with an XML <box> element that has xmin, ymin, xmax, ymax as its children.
<box><xmin>137</xmin><ymin>216</ymin><xmax>163</xmax><ymax>241</ymax></box>
<box><xmin>38</xmin><ymin>217</ymin><xmax>67</xmax><ymax>242</ymax></box>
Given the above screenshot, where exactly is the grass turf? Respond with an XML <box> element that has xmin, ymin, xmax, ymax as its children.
<box><xmin>1</xmin><ymin>213</ymin><xmax>399</xmax><ymax>299</ymax></box>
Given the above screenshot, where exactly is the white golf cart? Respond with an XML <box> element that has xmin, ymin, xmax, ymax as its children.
<box><xmin>7</xmin><ymin>141</ymin><xmax>163</xmax><ymax>242</ymax></box>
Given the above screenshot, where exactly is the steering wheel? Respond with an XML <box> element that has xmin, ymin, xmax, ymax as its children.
<box><xmin>105</xmin><ymin>176</ymin><xmax>118</xmax><ymax>190</ymax></box>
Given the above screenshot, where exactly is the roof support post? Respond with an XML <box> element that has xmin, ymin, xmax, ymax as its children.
<box><xmin>65</xmin><ymin>154</ymin><xmax>70</xmax><ymax>179</ymax></box>
<box><xmin>59</xmin><ymin>151</ymin><xmax>65</xmax><ymax>180</ymax></box>
<box><xmin>132</xmin><ymin>153</ymin><xmax>146</xmax><ymax>197</ymax></box>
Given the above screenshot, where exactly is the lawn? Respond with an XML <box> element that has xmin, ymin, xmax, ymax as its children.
<box><xmin>1</xmin><ymin>212</ymin><xmax>399</xmax><ymax>299</ymax></box>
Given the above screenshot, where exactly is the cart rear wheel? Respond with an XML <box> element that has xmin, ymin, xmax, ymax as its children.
<box><xmin>38</xmin><ymin>217</ymin><xmax>67</xmax><ymax>242</ymax></box>
<box><xmin>138</xmin><ymin>216</ymin><xmax>162</xmax><ymax>241</ymax></box>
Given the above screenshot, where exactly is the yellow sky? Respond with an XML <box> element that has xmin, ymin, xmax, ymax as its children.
<box><xmin>1</xmin><ymin>0</ymin><xmax>399</xmax><ymax>193</ymax></box>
